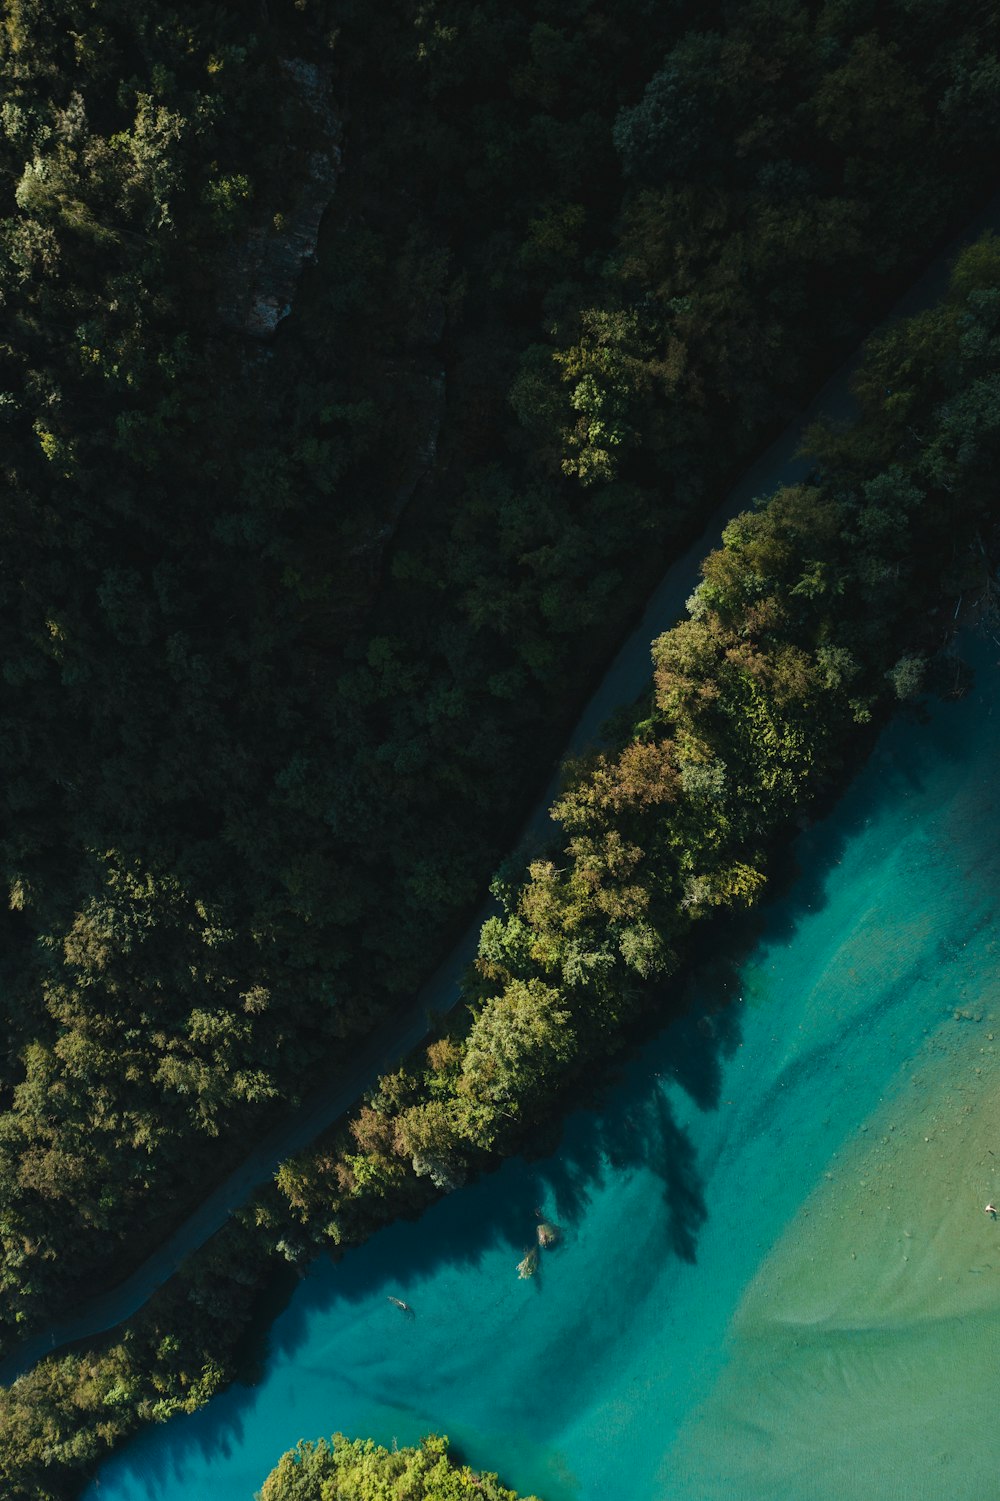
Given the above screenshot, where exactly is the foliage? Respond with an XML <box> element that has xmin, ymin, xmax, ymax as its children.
<box><xmin>2</xmin><ymin>0</ymin><xmax>1000</xmax><ymax>1365</ymax></box>
<box><xmin>256</xmin><ymin>1433</ymin><xmax>537</xmax><ymax>1501</ymax></box>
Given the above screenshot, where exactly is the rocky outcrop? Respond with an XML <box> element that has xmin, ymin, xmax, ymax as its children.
<box><xmin>220</xmin><ymin>58</ymin><xmax>342</xmax><ymax>339</ymax></box>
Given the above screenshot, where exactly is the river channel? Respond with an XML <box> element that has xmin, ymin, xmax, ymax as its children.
<box><xmin>85</xmin><ymin>634</ymin><xmax>1000</xmax><ymax>1499</ymax></box>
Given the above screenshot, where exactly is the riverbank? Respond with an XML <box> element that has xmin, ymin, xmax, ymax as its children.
<box><xmin>83</xmin><ymin>634</ymin><xmax>1000</xmax><ymax>1501</ymax></box>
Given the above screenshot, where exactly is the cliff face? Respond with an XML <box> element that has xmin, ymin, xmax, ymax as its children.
<box><xmin>220</xmin><ymin>58</ymin><xmax>343</xmax><ymax>339</ymax></box>
<box><xmin>214</xmin><ymin>48</ymin><xmax>450</xmax><ymax>633</ymax></box>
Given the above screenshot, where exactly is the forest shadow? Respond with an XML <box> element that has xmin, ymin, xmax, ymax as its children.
<box><xmin>235</xmin><ymin>712</ymin><xmax>944</xmax><ymax>1390</ymax></box>
<box><xmin>119</xmin><ymin>961</ymin><xmax>742</xmax><ymax>1493</ymax></box>
<box><xmin>715</xmin><ymin>681</ymin><xmax>970</xmax><ymax>967</ymax></box>
<box><xmin>252</xmin><ymin>946</ymin><xmax>746</xmax><ymax>1376</ymax></box>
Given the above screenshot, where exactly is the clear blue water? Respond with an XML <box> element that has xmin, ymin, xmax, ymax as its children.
<box><xmin>85</xmin><ymin>639</ymin><xmax>1000</xmax><ymax>1501</ymax></box>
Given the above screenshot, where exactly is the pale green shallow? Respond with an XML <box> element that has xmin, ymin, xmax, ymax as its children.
<box><xmin>84</xmin><ymin>638</ymin><xmax>1000</xmax><ymax>1501</ymax></box>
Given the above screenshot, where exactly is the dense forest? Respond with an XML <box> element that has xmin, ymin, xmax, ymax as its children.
<box><xmin>256</xmin><ymin>1433</ymin><xmax>536</xmax><ymax>1501</ymax></box>
<box><xmin>2</xmin><ymin>223</ymin><xmax>999</xmax><ymax>1501</ymax></box>
<box><xmin>1</xmin><ymin>0</ymin><xmax>1000</xmax><ymax>1352</ymax></box>
<box><xmin>260</xmin><ymin>232</ymin><xmax>1000</xmax><ymax>1256</ymax></box>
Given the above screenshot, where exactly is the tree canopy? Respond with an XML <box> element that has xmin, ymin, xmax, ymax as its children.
<box><xmin>257</xmin><ymin>1434</ymin><xmax>537</xmax><ymax>1501</ymax></box>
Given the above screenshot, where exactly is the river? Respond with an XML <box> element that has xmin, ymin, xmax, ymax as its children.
<box><xmin>83</xmin><ymin>636</ymin><xmax>1000</xmax><ymax>1499</ymax></box>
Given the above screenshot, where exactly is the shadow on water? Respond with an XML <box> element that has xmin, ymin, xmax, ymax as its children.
<box><xmin>105</xmin><ymin>949</ymin><xmax>775</xmax><ymax>1501</ymax></box>
<box><xmin>224</xmin><ymin>914</ymin><xmax>768</xmax><ymax>1387</ymax></box>
<box><xmin>112</xmin><ymin>982</ymin><xmax>745</xmax><ymax>1497</ymax></box>
<box><xmin>652</xmin><ymin>1091</ymin><xmax>707</xmax><ymax>1263</ymax></box>
<box><xmin>265</xmin><ymin>983</ymin><xmax>740</xmax><ymax>1348</ymax></box>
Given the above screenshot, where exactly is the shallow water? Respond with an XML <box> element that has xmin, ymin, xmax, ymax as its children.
<box><xmin>85</xmin><ymin>640</ymin><xmax>1000</xmax><ymax>1501</ymax></box>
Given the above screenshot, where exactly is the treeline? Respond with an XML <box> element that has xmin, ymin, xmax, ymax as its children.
<box><xmin>2</xmin><ymin>227</ymin><xmax>998</xmax><ymax>1501</ymax></box>
<box><xmin>256</xmin><ymin>1433</ymin><xmax>537</xmax><ymax>1501</ymax></box>
<box><xmin>261</xmin><ymin>234</ymin><xmax>1000</xmax><ymax>1254</ymax></box>
<box><xmin>4</xmin><ymin>0</ymin><xmax>1000</xmax><ymax>1343</ymax></box>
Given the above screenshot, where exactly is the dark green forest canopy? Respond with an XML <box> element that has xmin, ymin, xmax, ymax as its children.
<box><xmin>2</xmin><ymin>0</ymin><xmax>1000</xmax><ymax>1344</ymax></box>
<box><xmin>256</xmin><ymin>1433</ymin><xmax>538</xmax><ymax>1501</ymax></box>
<box><xmin>264</xmin><ymin>235</ymin><xmax>1000</xmax><ymax>1254</ymax></box>
<box><xmin>1</xmin><ymin>221</ymin><xmax>999</xmax><ymax>1501</ymax></box>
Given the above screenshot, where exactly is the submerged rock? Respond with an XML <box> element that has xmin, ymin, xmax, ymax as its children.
<box><xmin>517</xmin><ymin>1247</ymin><xmax>539</xmax><ymax>1280</ymax></box>
<box><xmin>220</xmin><ymin>58</ymin><xmax>342</xmax><ymax>339</ymax></box>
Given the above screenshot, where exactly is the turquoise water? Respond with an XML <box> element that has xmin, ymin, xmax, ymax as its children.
<box><xmin>85</xmin><ymin>640</ymin><xmax>1000</xmax><ymax>1501</ymax></box>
